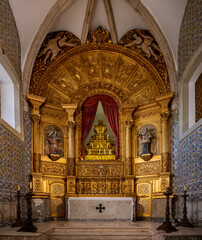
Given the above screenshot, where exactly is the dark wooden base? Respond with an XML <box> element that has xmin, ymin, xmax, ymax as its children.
<box><xmin>11</xmin><ymin>218</ymin><xmax>24</xmax><ymax>227</ymax></box>
<box><xmin>17</xmin><ymin>223</ymin><xmax>38</xmax><ymax>233</ymax></box>
<box><xmin>176</xmin><ymin>220</ymin><xmax>194</xmax><ymax>228</ymax></box>
<box><xmin>157</xmin><ymin>220</ymin><xmax>178</xmax><ymax>233</ymax></box>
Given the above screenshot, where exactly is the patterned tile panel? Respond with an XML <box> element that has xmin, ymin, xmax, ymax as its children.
<box><xmin>178</xmin><ymin>0</ymin><xmax>202</xmax><ymax>79</ymax></box>
<box><xmin>0</xmin><ymin>0</ymin><xmax>21</xmax><ymax>78</ymax></box>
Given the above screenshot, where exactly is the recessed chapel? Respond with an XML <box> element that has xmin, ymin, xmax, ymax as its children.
<box><xmin>0</xmin><ymin>0</ymin><xmax>201</xmax><ymax>238</ymax></box>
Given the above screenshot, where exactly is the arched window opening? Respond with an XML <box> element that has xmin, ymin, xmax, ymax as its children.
<box><xmin>0</xmin><ymin>63</ymin><xmax>21</xmax><ymax>133</ymax></box>
<box><xmin>179</xmin><ymin>55</ymin><xmax>202</xmax><ymax>140</ymax></box>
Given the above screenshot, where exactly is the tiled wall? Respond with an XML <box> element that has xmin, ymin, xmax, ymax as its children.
<box><xmin>178</xmin><ymin>0</ymin><xmax>202</xmax><ymax>79</ymax></box>
<box><xmin>0</xmin><ymin>111</ymin><xmax>32</xmax><ymax>226</ymax></box>
<box><xmin>0</xmin><ymin>0</ymin><xmax>21</xmax><ymax>78</ymax></box>
<box><xmin>170</xmin><ymin>0</ymin><xmax>202</xmax><ymax>226</ymax></box>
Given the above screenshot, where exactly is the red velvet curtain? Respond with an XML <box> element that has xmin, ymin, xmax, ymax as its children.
<box><xmin>81</xmin><ymin>94</ymin><xmax>119</xmax><ymax>159</ymax></box>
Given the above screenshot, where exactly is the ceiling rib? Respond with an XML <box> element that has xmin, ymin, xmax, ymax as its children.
<box><xmin>103</xmin><ymin>0</ymin><xmax>118</xmax><ymax>44</ymax></box>
<box><xmin>81</xmin><ymin>0</ymin><xmax>98</xmax><ymax>44</ymax></box>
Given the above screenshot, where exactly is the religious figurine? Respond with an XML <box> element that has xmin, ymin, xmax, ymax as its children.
<box><xmin>139</xmin><ymin>128</ymin><xmax>152</xmax><ymax>155</ymax></box>
<box><xmin>48</xmin><ymin>131</ymin><xmax>59</xmax><ymax>154</ymax></box>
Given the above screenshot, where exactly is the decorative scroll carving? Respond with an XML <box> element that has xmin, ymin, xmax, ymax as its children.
<box><xmin>67</xmin><ymin>158</ymin><xmax>75</xmax><ymax>176</ymax></box>
<box><xmin>68</xmin><ymin>121</ymin><xmax>75</xmax><ymax>129</ymax></box>
<box><xmin>33</xmin><ymin>153</ymin><xmax>40</xmax><ymax>173</ymax></box>
<box><xmin>125</xmin><ymin>120</ymin><xmax>133</xmax><ymax>128</ymax></box>
<box><xmin>42</xmin><ymin>162</ymin><xmax>66</xmax><ymax>175</ymax></box>
<box><xmin>138</xmin><ymin>184</ymin><xmax>150</xmax><ymax>195</ymax></box>
<box><xmin>161</xmin><ymin>153</ymin><xmax>170</xmax><ymax>172</ymax></box>
<box><xmin>135</xmin><ymin>161</ymin><xmax>159</xmax><ymax>176</ymax></box>
<box><xmin>78</xmin><ymin>164</ymin><xmax>123</xmax><ymax>177</ymax></box>
<box><xmin>52</xmin><ymin>184</ymin><xmax>64</xmax><ymax>195</ymax></box>
<box><xmin>31</xmin><ymin>114</ymin><xmax>41</xmax><ymax>123</ymax></box>
<box><xmin>87</xmin><ymin>26</ymin><xmax>112</xmax><ymax>45</ymax></box>
<box><xmin>161</xmin><ymin>178</ymin><xmax>168</xmax><ymax>192</ymax></box>
<box><xmin>161</xmin><ymin>112</ymin><xmax>169</xmax><ymax>123</ymax></box>
<box><xmin>34</xmin><ymin>178</ymin><xmax>41</xmax><ymax>192</ymax></box>
<box><xmin>125</xmin><ymin>157</ymin><xmax>132</xmax><ymax>175</ymax></box>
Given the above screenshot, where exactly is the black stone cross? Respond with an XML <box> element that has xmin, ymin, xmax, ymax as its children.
<box><xmin>96</xmin><ymin>203</ymin><xmax>105</xmax><ymax>213</ymax></box>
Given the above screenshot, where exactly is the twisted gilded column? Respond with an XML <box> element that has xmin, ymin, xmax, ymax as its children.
<box><xmin>27</xmin><ymin>94</ymin><xmax>46</xmax><ymax>173</ymax></box>
<box><xmin>125</xmin><ymin>120</ymin><xmax>133</xmax><ymax>175</ymax></box>
<box><xmin>161</xmin><ymin>112</ymin><xmax>170</xmax><ymax>172</ymax></box>
<box><xmin>67</xmin><ymin>121</ymin><xmax>76</xmax><ymax>176</ymax></box>
<box><xmin>156</xmin><ymin>93</ymin><xmax>173</xmax><ymax>173</ymax></box>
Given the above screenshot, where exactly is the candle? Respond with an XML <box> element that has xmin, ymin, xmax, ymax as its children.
<box><xmin>30</xmin><ymin>182</ymin><xmax>33</xmax><ymax>189</ymax></box>
<box><xmin>18</xmin><ymin>185</ymin><xmax>20</xmax><ymax>191</ymax></box>
<box><xmin>109</xmin><ymin>149</ymin><xmax>111</xmax><ymax>154</ymax></box>
<box><xmin>99</xmin><ymin>149</ymin><xmax>101</xmax><ymax>155</ymax></box>
<box><xmin>104</xmin><ymin>149</ymin><xmax>106</xmax><ymax>154</ymax></box>
<box><xmin>184</xmin><ymin>186</ymin><xmax>187</xmax><ymax>191</ymax></box>
<box><xmin>107</xmin><ymin>143</ymin><xmax>109</xmax><ymax>149</ymax></box>
<box><xmin>107</xmin><ymin>134</ymin><xmax>109</xmax><ymax>139</ymax></box>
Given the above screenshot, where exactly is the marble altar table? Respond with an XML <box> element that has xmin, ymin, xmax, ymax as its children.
<box><xmin>68</xmin><ymin>197</ymin><xmax>135</xmax><ymax>220</ymax></box>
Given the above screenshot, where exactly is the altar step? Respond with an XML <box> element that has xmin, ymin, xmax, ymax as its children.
<box><xmin>48</xmin><ymin>227</ymin><xmax>153</xmax><ymax>240</ymax></box>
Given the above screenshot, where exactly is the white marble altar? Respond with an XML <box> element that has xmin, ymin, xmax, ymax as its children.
<box><xmin>68</xmin><ymin>197</ymin><xmax>134</xmax><ymax>220</ymax></box>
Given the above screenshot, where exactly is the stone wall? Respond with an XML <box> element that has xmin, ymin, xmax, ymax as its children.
<box><xmin>0</xmin><ymin>0</ymin><xmax>21</xmax><ymax>78</ymax></box>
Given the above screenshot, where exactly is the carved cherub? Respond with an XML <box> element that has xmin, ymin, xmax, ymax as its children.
<box><xmin>38</xmin><ymin>34</ymin><xmax>78</xmax><ymax>64</ymax></box>
<box><xmin>125</xmin><ymin>32</ymin><xmax>160</xmax><ymax>60</ymax></box>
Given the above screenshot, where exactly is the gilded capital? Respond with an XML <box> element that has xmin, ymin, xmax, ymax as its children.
<box><xmin>31</xmin><ymin>114</ymin><xmax>41</xmax><ymax>123</ymax></box>
<box><xmin>62</xmin><ymin>104</ymin><xmax>78</xmax><ymax>122</ymax></box>
<box><xmin>68</xmin><ymin>121</ymin><xmax>76</xmax><ymax>128</ymax></box>
<box><xmin>27</xmin><ymin>94</ymin><xmax>46</xmax><ymax>116</ymax></box>
<box><xmin>125</xmin><ymin>120</ymin><xmax>133</xmax><ymax>128</ymax></box>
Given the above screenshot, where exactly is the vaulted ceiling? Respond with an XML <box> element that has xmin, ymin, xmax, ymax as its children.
<box><xmin>9</xmin><ymin>0</ymin><xmax>187</xmax><ymax>72</ymax></box>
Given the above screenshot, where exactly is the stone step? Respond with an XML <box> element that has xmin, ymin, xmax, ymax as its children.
<box><xmin>48</xmin><ymin>227</ymin><xmax>153</xmax><ymax>240</ymax></box>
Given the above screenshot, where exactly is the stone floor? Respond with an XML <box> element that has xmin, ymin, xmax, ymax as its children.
<box><xmin>0</xmin><ymin>220</ymin><xmax>202</xmax><ymax>240</ymax></box>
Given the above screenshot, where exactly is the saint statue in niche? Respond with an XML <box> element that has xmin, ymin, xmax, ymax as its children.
<box><xmin>139</xmin><ymin>128</ymin><xmax>152</xmax><ymax>155</ymax></box>
<box><xmin>48</xmin><ymin>131</ymin><xmax>59</xmax><ymax>154</ymax></box>
<box><xmin>44</xmin><ymin>125</ymin><xmax>64</xmax><ymax>161</ymax></box>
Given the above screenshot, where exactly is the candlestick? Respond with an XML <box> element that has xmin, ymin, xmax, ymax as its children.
<box><xmin>156</xmin><ymin>188</ymin><xmax>178</xmax><ymax>233</ymax></box>
<box><xmin>17</xmin><ymin>190</ymin><xmax>37</xmax><ymax>232</ymax></box>
<box><xmin>12</xmin><ymin>189</ymin><xmax>24</xmax><ymax>227</ymax></box>
<box><xmin>176</xmin><ymin>190</ymin><xmax>194</xmax><ymax>228</ymax></box>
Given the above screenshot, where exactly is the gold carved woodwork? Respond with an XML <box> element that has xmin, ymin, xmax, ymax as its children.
<box><xmin>78</xmin><ymin>164</ymin><xmax>123</xmax><ymax>177</ymax></box>
<box><xmin>33</xmin><ymin>153</ymin><xmax>41</xmax><ymax>173</ymax></box>
<box><xmin>125</xmin><ymin>157</ymin><xmax>132</xmax><ymax>176</ymax></box>
<box><xmin>161</xmin><ymin>153</ymin><xmax>170</xmax><ymax>172</ymax></box>
<box><xmin>87</xmin><ymin>26</ymin><xmax>112</xmax><ymax>46</ymax></box>
<box><xmin>50</xmin><ymin>183</ymin><xmax>65</xmax><ymax>218</ymax></box>
<box><xmin>136</xmin><ymin>183</ymin><xmax>151</xmax><ymax>217</ymax></box>
<box><xmin>67</xmin><ymin>158</ymin><xmax>75</xmax><ymax>176</ymax></box>
<box><xmin>42</xmin><ymin>162</ymin><xmax>66</xmax><ymax>176</ymax></box>
<box><xmin>135</xmin><ymin>161</ymin><xmax>160</xmax><ymax>176</ymax></box>
<box><xmin>30</xmin><ymin>44</ymin><xmax>167</xmax><ymax>106</ymax></box>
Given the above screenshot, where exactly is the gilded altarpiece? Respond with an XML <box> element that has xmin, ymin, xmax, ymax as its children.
<box><xmin>28</xmin><ymin>27</ymin><xmax>173</xmax><ymax>218</ymax></box>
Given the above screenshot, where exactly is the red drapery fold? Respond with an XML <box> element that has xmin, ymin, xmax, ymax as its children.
<box><xmin>81</xmin><ymin>94</ymin><xmax>119</xmax><ymax>159</ymax></box>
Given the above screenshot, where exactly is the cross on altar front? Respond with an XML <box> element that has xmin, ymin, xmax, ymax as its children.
<box><xmin>96</xmin><ymin>204</ymin><xmax>105</xmax><ymax>213</ymax></box>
